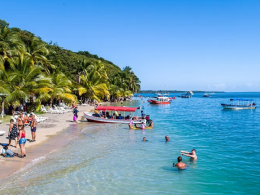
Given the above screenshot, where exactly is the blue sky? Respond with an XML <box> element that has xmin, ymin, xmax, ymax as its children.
<box><xmin>1</xmin><ymin>0</ymin><xmax>260</xmax><ymax>92</ymax></box>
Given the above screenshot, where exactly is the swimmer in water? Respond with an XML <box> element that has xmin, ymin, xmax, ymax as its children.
<box><xmin>181</xmin><ymin>149</ymin><xmax>197</xmax><ymax>160</ymax></box>
<box><xmin>173</xmin><ymin>156</ymin><xmax>186</xmax><ymax>169</ymax></box>
<box><xmin>143</xmin><ymin>137</ymin><xmax>146</xmax><ymax>142</ymax></box>
<box><xmin>165</xmin><ymin>135</ymin><xmax>170</xmax><ymax>142</ymax></box>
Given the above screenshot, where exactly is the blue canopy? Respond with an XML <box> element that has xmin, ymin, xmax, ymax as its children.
<box><xmin>230</xmin><ymin>99</ymin><xmax>254</xmax><ymax>101</ymax></box>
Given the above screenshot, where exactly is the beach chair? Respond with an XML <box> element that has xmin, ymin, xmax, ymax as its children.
<box><xmin>31</xmin><ymin>113</ymin><xmax>48</xmax><ymax>122</ymax></box>
<box><xmin>48</xmin><ymin>108</ymin><xmax>62</xmax><ymax>114</ymax></box>
<box><xmin>40</xmin><ymin>105</ymin><xmax>48</xmax><ymax>113</ymax></box>
<box><xmin>54</xmin><ymin>106</ymin><xmax>65</xmax><ymax>114</ymax></box>
<box><xmin>58</xmin><ymin>107</ymin><xmax>70</xmax><ymax>113</ymax></box>
<box><xmin>11</xmin><ymin>116</ymin><xmax>17</xmax><ymax>123</ymax></box>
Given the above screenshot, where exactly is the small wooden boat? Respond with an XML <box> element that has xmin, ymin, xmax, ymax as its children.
<box><xmin>221</xmin><ymin>99</ymin><xmax>256</xmax><ymax>110</ymax></box>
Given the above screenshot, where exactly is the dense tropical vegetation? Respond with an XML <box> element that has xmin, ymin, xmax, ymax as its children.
<box><xmin>0</xmin><ymin>19</ymin><xmax>140</xmax><ymax>111</ymax></box>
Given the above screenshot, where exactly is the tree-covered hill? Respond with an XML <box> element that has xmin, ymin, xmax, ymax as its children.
<box><xmin>0</xmin><ymin>19</ymin><xmax>140</xmax><ymax>109</ymax></box>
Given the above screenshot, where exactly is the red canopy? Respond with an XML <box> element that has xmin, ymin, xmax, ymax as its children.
<box><xmin>95</xmin><ymin>106</ymin><xmax>138</xmax><ymax>112</ymax></box>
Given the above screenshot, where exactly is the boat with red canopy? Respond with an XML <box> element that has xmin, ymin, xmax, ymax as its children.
<box><xmin>84</xmin><ymin>106</ymin><xmax>145</xmax><ymax>123</ymax></box>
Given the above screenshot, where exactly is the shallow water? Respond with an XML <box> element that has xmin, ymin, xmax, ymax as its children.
<box><xmin>1</xmin><ymin>92</ymin><xmax>260</xmax><ymax>194</ymax></box>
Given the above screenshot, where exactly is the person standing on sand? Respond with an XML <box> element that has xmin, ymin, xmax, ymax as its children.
<box><xmin>181</xmin><ymin>149</ymin><xmax>197</xmax><ymax>160</ymax></box>
<box><xmin>73</xmin><ymin>107</ymin><xmax>79</xmax><ymax>122</ymax></box>
<box><xmin>16</xmin><ymin>112</ymin><xmax>25</xmax><ymax>130</ymax></box>
<box><xmin>18</xmin><ymin>125</ymin><xmax>26</xmax><ymax>158</ymax></box>
<box><xmin>8</xmin><ymin>119</ymin><xmax>18</xmax><ymax>148</ymax></box>
<box><xmin>173</xmin><ymin>156</ymin><xmax>186</xmax><ymax>169</ymax></box>
<box><xmin>72</xmin><ymin>101</ymin><xmax>76</xmax><ymax>109</ymax></box>
<box><xmin>30</xmin><ymin>115</ymin><xmax>37</xmax><ymax>142</ymax></box>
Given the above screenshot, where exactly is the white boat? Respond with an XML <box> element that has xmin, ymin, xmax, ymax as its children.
<box><xmin>221</xmin><ymin>99</ymin><xmax>256</xmax><ymax>110</ymax></box>
<box><xmin>179</xmin><ymin>91</ymin><xmax>193</xmax><ymax>98</ymax></box>
<box><xmin>84</xmin><ymin>106</ymin><xmax>146</xmax><ymax>124</ymax></box>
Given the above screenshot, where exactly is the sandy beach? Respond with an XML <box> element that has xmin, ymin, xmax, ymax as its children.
<box><xmin>0</xmin><ymin>105</ymin><xmax>94</xmax><ymax>181</ymax></box>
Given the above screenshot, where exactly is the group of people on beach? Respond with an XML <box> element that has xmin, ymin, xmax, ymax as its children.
<box><xmin>1</xmin><ymin>112</ymin><xmax>38</xmax><ymax>158</ymax></box>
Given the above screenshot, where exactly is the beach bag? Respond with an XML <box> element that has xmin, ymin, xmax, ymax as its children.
<box><xmin>73</xmin><ymin>115</ymin><xmax>77</xmax><ymax>121</ymax></box>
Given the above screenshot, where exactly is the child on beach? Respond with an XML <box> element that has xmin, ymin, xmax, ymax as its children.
<box><xmin>73</xmin><ymin>107</ymin><xmax>79</xmax><ymax>122</ymax></box>
<box><xmin>18</xmin><ymin>125</ymin><xmax>26</xmax><ymax>158</ymax></box>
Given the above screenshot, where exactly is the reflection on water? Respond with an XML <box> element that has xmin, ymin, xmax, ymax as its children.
<box><xmin>1</xmin><ymin>92</ymin><xmax>260</xmax><ymax>195</ymax></box>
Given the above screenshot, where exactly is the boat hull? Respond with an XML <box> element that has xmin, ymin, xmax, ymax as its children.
<box><xmin>150</xmin><ymin>100</ymin><xmax>170</xmax><ymax>104</ymax></box>
<box><xmin>221</xmin><ymin>104</ymin><xmax>256</xmax><ymax>110</ymax></box>
<box><xmin>84</xmin><ymin>112</ymin><xmax>144</xmax><ymax>123</ymax></box>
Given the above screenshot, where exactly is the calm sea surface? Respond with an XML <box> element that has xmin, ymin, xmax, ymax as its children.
<box><xmin>1</xmin><ymin>92</ymin><xmax>260</xmax><ymax>195</ymax></box>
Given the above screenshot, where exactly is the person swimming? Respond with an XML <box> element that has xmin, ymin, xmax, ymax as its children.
<box><xmin>173</xmin><ymin>156</ymin><xmax>186</xmax><ymax>169</ymax></box>
<box><xmin>142</xmin><ymin>137</ymin><xmax>147</xmax><ymax>142</ymax></box>
<box><xmin>165</xmin><ymin>135</ymin><xmax>170</xmax><ymax>142</ymax></box>
<box><xmin>181</xmin><ymin>149</ymin><xmax>197</xmax><ymax>160</ymax></box>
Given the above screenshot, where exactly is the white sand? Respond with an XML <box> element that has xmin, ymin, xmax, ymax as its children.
<box><xmin>0</xmin><ymin>105</ymin><xmax>94</xmax><ymax>180</ymax></box>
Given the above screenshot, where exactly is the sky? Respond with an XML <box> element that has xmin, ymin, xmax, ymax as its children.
<box><xmin>1</xmin><ymin>0</ymin><xmax>260</xmax><ymax>92</ymax></box>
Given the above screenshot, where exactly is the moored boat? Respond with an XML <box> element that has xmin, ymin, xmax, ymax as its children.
<box><xmin>179</xmin><ymin>91</ymin><xmax>193</xmax><ymax>98</ymax></box>
<box><xmin>150</xmin><ymin>97</ymin><xmax>171</xmax><ymax>104</ymax></box>
<box><xmin>203</xmin><ymin>93</ymin><xmax>209</xmax><ymax>97</ymax></box>
<box><xmin>221</xmin><ymin>99</ymin><xmax>256</xmax><ymax>110</ymax></box>
<box><xmin>84</xmin><ymin>106</ymin><xmax>146</xmax><ymax>123</ymax></box>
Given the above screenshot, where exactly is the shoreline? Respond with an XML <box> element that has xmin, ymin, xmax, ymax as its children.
<box><xmin>0</xmin><ymin>105</ymin><xmax>94</xmax><ymax>183</ymax></box>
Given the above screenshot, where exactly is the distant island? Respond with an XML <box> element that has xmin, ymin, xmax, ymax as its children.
<box><xmin>137</xmin><ymin>90</ymin><xmax>225</xmax><ymax>94</ymax></box>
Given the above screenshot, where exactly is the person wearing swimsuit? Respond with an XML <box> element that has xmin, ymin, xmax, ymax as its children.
<box><xmin>16</xmin><ymin>113</ymin><xmax>25</xmax><ymax>130</ymax></box>
<box><xmin>30</xmin><ymin>115</ymin><xmax>37</xmax><ymax>142</ymax></box>
<box><xmin>8</xmin><ymin>119</ymin><xmax>18</xmax><ymax>148</ymax></box>
<box><xmin>18</xmin><ymin>125</ymin><xmax>26</xmax><ymax>158</ymax></box>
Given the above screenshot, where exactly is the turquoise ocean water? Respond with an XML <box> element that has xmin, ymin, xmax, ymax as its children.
<box><xmin>1</xmin><ymin>92</ymin><xmax>260</xmax><ymax>194</ymax></box>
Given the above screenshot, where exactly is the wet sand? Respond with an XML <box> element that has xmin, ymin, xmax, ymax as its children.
<box><xmin>0</xmin><ymin>105</ymin><xmax>94</xmax><ymax>182</ymax></box>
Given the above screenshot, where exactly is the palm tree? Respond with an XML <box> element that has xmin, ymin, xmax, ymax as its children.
<box><xmin>0</xmin><ymin>26</ymin><xmax>24</xmax><ymax>60</ymax></box>
<box><xmin>3</xmin><ymin>52</ymin><xmax>52</xmax><ymax>103</ymax></box>
<box><xmin>80</xmin><ymin>63</ymin><xmax>110</xmax><ymax>102</ymax></box>
<box><xmin>26</xmin><ymin>37</ymin><xmax>55</xmax><ymax>74</ymax></box>
<box><xmin>47</xmin><ymin>72</ymin><xmax>76</xmax><ymax>106</ymax></box>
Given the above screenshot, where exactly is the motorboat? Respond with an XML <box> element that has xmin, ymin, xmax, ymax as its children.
<box><xmin>221</xmin><ymin>99</ymin><xmax>256</xmax><ymax>110</ymax></box>
<box><xmin>84</xmin><ymin>106</ymin><xmax>146</xmax><ymax>123</ymax></box>
<box><xmin>150</xmin><ymin>97</ymin><xmax>171</xmax><ymax>104</ymax></box>
<box><xmin>203</xmin><ymin>94</ymin><xmax>209</xmax><ymax>97</ymax></box>
<box><xmin>179</xmin><ymin>91</ymin><xmax>193</xmax><ymax>98</ymax></box>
